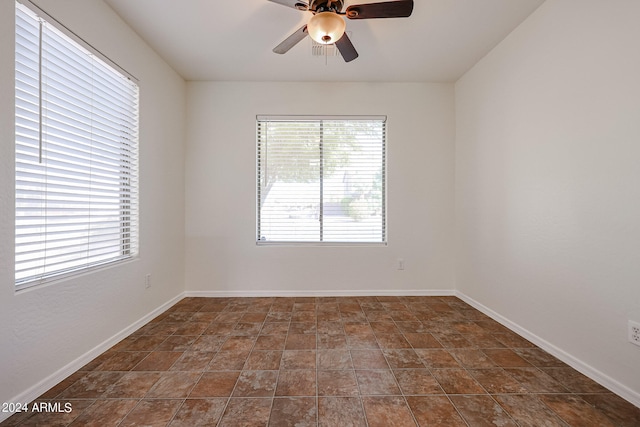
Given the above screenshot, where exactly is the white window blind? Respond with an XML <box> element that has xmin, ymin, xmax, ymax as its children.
<box><xmin>15</xmin><ymin>2</ymin><xmax>139</xmax><ymax>288</ymax></box>
<box><xmin>257</xmin><ymin>116</ymin><xmax>386</xmax><ymax>244</ymax></box>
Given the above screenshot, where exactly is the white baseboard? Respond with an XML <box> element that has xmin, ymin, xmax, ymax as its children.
<box><xmin>455</xmin><ymin>291</ymin><xmax>640</xmax><ymax>408</ymax></box>
<box><xmin>184</xmin><ymin>289</ymin><xmax>456</xmax><ymax>298</ymax></box>
<box><xmin>0</xmin><ymin>292</ymin><xmax>185</xmax><ymax>423</ymax></box>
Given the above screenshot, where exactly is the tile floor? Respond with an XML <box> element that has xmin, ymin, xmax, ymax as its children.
<box><xmin>2</xmin><ymin>296</ymin><xmax>639</xmax><ymax>426</ymax></box>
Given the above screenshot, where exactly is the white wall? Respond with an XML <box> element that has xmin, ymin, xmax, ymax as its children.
<box><xmin>455</xmin><ymin>0</ymin><xmax>640</xmax><ymax>403</ymax></box>
<box><xmin>185</xmin><ymin>82</ymin><xmax>455</xmax><ymax>295</ymax></box>
<box><xmin>0</xmin><ymin>0</ymin><xmax>186</xmax><ymax>407</ymax></box>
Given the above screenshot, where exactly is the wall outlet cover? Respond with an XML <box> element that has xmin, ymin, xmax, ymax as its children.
<box><xmin>629</xmin><ymin>320</ymin><xmax>640</xmax><ymax>346</ymax></box>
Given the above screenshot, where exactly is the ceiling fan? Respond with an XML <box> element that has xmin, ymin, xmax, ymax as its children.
<box><xmin>269</xmin><ymin>0</ymin><xmax>414</xmax><ymax>62</ymax></box>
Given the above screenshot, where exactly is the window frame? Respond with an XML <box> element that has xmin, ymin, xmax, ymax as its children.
<box><xmin>14</xmin><ymin>0</ymin><xmax>140</xmax><ymax>290</ymax></box>
<box><xmin>256</xmin><ymin>115</ymin><xmax>387</xmax><ymax>246</ymax></box>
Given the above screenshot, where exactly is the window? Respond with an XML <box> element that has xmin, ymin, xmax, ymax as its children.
<box><xmin>15</xmin><ymin>1</ymin><xmax>139</xmax><ymax>289</ymax></box>
<box><xmin>257</xmin><ymin>116</ymin><xmax>386</xmax><ymax>244</ymax></box>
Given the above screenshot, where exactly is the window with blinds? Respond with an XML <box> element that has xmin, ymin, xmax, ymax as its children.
<box><xmin>257</xmin><ymin>116</ymin><xmax>386</xmax><ymax>244</ymax></box>
<box><xmin>15</xmin><ymin>1</ymin><xmax>139</xmax><ymax>289</ymax></box>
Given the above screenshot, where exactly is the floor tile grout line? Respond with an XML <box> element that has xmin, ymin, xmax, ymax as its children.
<box><xmin>181</xmin><ymin>300</ymin><xmax>236</xmax><ymax>427</ymax></box>
<box><xmin>419</xmin><ymin>298</ymin><xmax>473</xmax><ymax>427</ymax></box>
<box><xmin>346</xmin><ymin>301</ymin><xmax>371</xmax><ymax>427</ymax></box>
<box><xmin>363</xmin><ymin>297</ymin><xmax>407</xmax><ymax>427</ymax></box>
<box><xmin>262</xmin><ymin>301</ymin><xmax>281</xmax><ymax>427</ymax></box>
<box><xmin>157</xmin><ymin>302</ymin><xmax>219</xmax><ymax>427</ymax></box>
<box><xmin>114</xmin><ymin>396</ymin><xmax>145</xmax><ymax>427</ymax></box>
<box><xmin>315</xmin><ymin>301</ymin><xmax>320</xmax><ymax>427</ymax></box>
<box><xmin>166</xmin><ymin>316</ymin><xmax>219</xmax><ymax>426</ymax></box>
<box><xmin>217</xmin><ymin>300</ymin><xmax>276</xmax><ymax>426</ymax></box>
<box><xmin>385</xmin><ymin>298</ymin><xmax>441</xmax><ymax>427</ymax></box>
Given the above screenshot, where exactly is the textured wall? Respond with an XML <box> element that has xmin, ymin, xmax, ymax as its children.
<box><xmin>185</xmin><ymin>82</ymin><xmax>455</xmax><ymax>295</ymax></box>
<box><xmin>455</xmin><ymin>0</ymin><xmax>640</xmax><ymax>403</ymax></box>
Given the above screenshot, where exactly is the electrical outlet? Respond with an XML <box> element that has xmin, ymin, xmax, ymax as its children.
<box><xmin>145</xmin><ymin>274</ymin><xmax>151</xmax><ymax>289</ymax></box>
<box><xmin>629</xmin><ymin>320</ymin><xmax>640</xmax><ymax>347</ymax></box>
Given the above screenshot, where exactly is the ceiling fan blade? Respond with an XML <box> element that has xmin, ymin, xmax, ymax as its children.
<box><xmin>345</xmin><ymin>0</ymin><xmax>413</xmax><ymax>19</ymax></box>
<box><xmin>273</xmin><ymin>25</ymin><xmax>308</xmax><ymax>54</ymax></box>
<box><xmin>267</xmin><ymin>0</ymin><xmax>309</xmax><ymax>11</ymax></box>
<box><xmin>335</xmin><ymin>32</ymin><xmax>359</xmax><ymax>62</ymax></box>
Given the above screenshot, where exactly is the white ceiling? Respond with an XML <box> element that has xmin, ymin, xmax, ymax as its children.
<box><xmin>104</xmin><ymin>0</ymin><xmax>545</xmax><ymax>82</ymax></box>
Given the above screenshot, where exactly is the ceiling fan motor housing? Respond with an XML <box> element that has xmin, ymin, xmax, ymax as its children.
<box><xmin>310</xmin><ymin>0</ymin><xmax>345</xmax><ymax>13</ymax></box>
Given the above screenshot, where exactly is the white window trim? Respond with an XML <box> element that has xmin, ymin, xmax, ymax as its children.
<box><xmin>16</xmin><ymin>0</ymin><xmax>138</xmax><ymax>82</ymax></box>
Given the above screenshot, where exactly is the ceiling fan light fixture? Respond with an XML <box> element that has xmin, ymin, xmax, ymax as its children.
<box><xmin>307</xmin><ymin>11</ymin><xmax>346</xmax><ymax>44</ymax></box>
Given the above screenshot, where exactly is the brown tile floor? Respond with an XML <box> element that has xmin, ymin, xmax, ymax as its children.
<box><xmin>3</xmin><ymin>296</ymin><xmax>640</xmax><ymax>426</ymax></box>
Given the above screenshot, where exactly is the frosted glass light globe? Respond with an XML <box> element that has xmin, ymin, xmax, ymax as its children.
<box><xmin>307</xmin><ymin>12</ymin><xmax>346</xmax><ymax>44</ymax></box>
